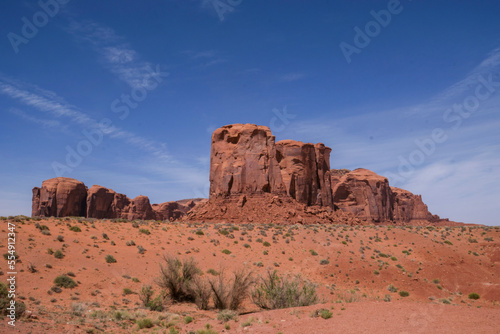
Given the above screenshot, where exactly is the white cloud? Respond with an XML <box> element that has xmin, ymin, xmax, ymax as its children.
<box><xmin>66</xmin><ymin>20</ymin><xmax>168</xmax><ymax>89</ymax></box>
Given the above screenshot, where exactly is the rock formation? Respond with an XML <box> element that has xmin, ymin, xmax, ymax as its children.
<box><xmin>32</xmin><ymin>177</ymin><xmax>87</xmax><ymax>217</ymax></box>
<box><xmin>391</xmin><ymin>187</ymin><xmax>438</xmax><ymax>224</ymax></box>
<box><xmin>209</xmin><ymin>124</ymin><xmax>285</xmax><ymax>198</ymax></box>
<box><xmin>32</xmin><ymin>178</ymin><xmax>201</xmax><ymax>220</ymax></box>
<box><xmin>32</xmin><ymin>123</ymin><xmax>451</xmax><ymax>226</ymax></box>
<box><xmin>331</xmin><ymin>169</ymin><xmax>440</xmax><ymax>224</ymax></box>
<box><xmin>331</xmin><ymin>169</ymin><xmax>394</xmax><ymax>223</ymax></box>
<box><xmin>209</xmin><ymin>124</ymin><xmax>334</xmax><ymax>208</ymax></box>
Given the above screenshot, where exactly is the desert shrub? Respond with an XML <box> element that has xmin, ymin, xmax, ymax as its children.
<box><xmin>184</xmin><ymin>315</ymin><xmax>193</xmax><ymax>324</ymax></box>
<box><xmin>71</xmin><ymin>302</ymin><xmax>87</xmax><ymax>316</ymax></box>
<box><xmin>384</xmin><ymin>294</ymin><xmax>392</xmax><ymax>302</ymax></box>
<box><xmin>251</xmin><ymin>269</ymin><xmax>318</xmax><ymax>310</ymax></box>
<box><xmin>263</xmin><ymin>241</ymin><xmax>271</xmax><ymax>247</ymax></box>
<box><xmin>444</xmin><ymin>240</ymin><xmax>453</xmax><ymax>245</ymax></box>
<box><xmin>69</xmin><ymin>225</ymin><xmax>81</xmax><ymax>232</ymax></box>
<box><xmin>54</xmin><ymin>275</ymin><xmax>78</xmax><ymax>288</ymax></box>
<box><xmin>207</xmin><ymin>268</ymin><xmax>219</xmax><ymax>276</ymax></box>
<box><xmin>196</xmin><ymin>323</ymin><xmax>218</xmax><ymax>334</ymax></box>
<box><xmin>0</xmin><ymin>282</ymin><xmax>26</xmax><ymax>318</ymax></box>
<box><xmin>221</xmin><ymin>249</ymin><xmax>231</xmax><ymax>255</ymax></box>
<box><xmin>468</xmin><ymin>293</ymin><xmax>480</xmax><ymax>300</ymax></box>
<box><xmin>123</xmin><ymin>288</ymin><xmax>133</xmax><ymax>295</ymax></box>
<box><xmin>196</xmin><ymin>230</ymin><xmax>204</xmax><ymax>235</ymax></box>
<box><xmin>57</xmin><ymin>235</ymin><xmax>64</xmax><ymax>242</ymax></box>
<box><xmin>319</xmin><ymin>259</ymin><xmax>330</xmax><ymax>265</ymax></box>
<box><xmin>136</xmin><ymin>318</ymin><xmax>154</xmax><ymax>329</ymax></box>
<box><xmin>191</xmin><ymin>276</ymin><xmax>212</xmax><ymax>310</ymax></box>
<box><xmin>157</xmin><ymin>256</ymin><xmax>199</xmax><ymax>302</ymax></box>
<box><xmin>387</xmin><ymin>284</ymin><xmax>398</xmax><ymax>293</ymax></box>
<box><xmin>399</xmin><ymin>291</ymin><xmax>410</xmax><ymax>297</ymax></box>
<box><xmin>209</xmin><ymin>269</ymin><xmax>253</xmax><ymax>310</ymax></box>
<box><xmin>139</xmin><ymin>285</ymin><xmax>154</xmax><ymax>306</ymax></box>
<box><xmin>219</xmin><ymin>229</ymin><xmax>229</xmax><ymax>236</ymax></box>
<box><xmin>105</xmin><ymin>255</ymin><xmax>117</xmax><ymax>263</ymax></box>
<box><xmin>54</xmin><ymin>250</ymin><xmax>64</xmax><ymax>259</ymax></box>
<box><xmin>314</xmin><ymin>308</ymin><xmax>332</xmax><ymax>319</ymax></box>
<box><xmin>309</xmin><ymin>250</ymin><xmax>318</xmax><ymax>256</ymax></box>
<box><xmin>217</xmin><ymin>309</ymin><xmax>238</xmax><ymax>322</ymax></box>
<box><xmin>139</xmin><ymin>228</ymin><xmax>151</xmax><ymax>235</ymax></box>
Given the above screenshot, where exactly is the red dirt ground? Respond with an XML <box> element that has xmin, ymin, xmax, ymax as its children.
<box><xmin>0</xmin><ymin>216</ymin><xmax>499</xmax><ymax>333</ymax></box>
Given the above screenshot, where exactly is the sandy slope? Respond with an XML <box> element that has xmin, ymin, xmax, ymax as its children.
<box><xmin>0</xmin><ymin>217</ymin><xmax>499</xmax><ymax>333</ymax></box>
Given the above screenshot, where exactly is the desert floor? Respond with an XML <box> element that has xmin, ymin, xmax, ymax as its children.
<box><xmin>0</xmin><ymin>216</ymin><xmax>499</xmax><ymax>333</ymax></box>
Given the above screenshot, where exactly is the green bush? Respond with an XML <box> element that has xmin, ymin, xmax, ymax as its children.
<box><xmin>69</xmin><ymin>225</ymin><xmax>81</xmax><ymax>232</ymax></box>
<box><xmin>139</xmin><ymin>228</ymin><xmax>151</xmax><ymax>235</ymax></box>
<box><xmin>320</xmin><ymin>309</ymin><xmax>333</xmax><ymax>319</ymax></box>
<box><xmin>54</xmin><ymin>250</ymin><xmax>64</xmax><ymax>259</ymax></box>
<box><xmin>399</xmin><ymin>291</ymin><xmax>409</xmax><ymax>297</ymax></box>
<box><xmin>263</xmin><ymin>241</ymin><xmax>271</xmax><ymax>247</ymax></box>
<box><xmin>221</xmin><ymin>249</ymin><xmax>231</xmax><ymax>255</ymax></box>
<box><xmin>184</xmin><ymin>315</ymin><xmax>193</xmax><ymax>324</ymax></box>
<box><xmin>195</xmin><ymin>230</ymin><xmax>204</xmax><ymax>236</ymax></box>
<box><xmin>251</xmin><ymin>270</ymin><xmax>318</xmax><ymax>310</ymax></box>
<box><xmin>105</xmin><ymin>255</ymin><xmax>117</xmax><ymax>263</ymax></box>
<box><xmin>468</xmin><ymin>293</ymin><xmax>480</xmax><ymax>300</ymax></box>
<box><xmin>54</xmin><ymin>275</ymin><xmax>78</xmax><ymax>288</ymax></box>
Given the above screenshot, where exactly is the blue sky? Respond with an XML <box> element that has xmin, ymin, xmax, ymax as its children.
<box><xmin>1</xmin><ymin>0</ymin><xmax>499</xmax><ymax>225</ymax></box>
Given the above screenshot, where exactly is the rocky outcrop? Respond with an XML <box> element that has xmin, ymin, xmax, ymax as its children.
<box><xmin>331</xmin><ymin>169</ymin><xmax>393</xmax><ymax>223</ymax></box>
<box><xmin>32</xmin><ymin>177</ymin><xmax>87</xmax><ymax>217</ymax></box>
<box><xmin>391</xmin><ymin>187</ymin><xmax>438</xmax><ymax>224</ymax></box>
<box><xmin>330</xmin><ymin>169</ymin><xmax>440</xmax><ymax>224</ymax></box>
<box><xmin>33</xmin><ymin>178</ymin><xmax>201</xmax><ymax>220</ymax></box>
<box><xmin>32</xmin><ymin>124</ymin><xmax>450</xmax><ymax>226</ymax></box>
<box><xmin>209</xmin><ymin>124</ymin><xmax>334</xmax><ymax>208</ymax></box>
<box><xmin>209</xmin><ymin>124</ymin><xmax>285</xmax><ymax>198</ymax></box>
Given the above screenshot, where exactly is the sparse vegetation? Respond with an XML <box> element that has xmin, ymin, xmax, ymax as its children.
<box><xmin>105</xmin><ymin>255</ymin><xmax>117</xmax><ymax>263</ymax></box>
<box><xmin>252</xmin><ymin>269</ymin><xmax>318</xmax><ymax>309</ymax></box>
<box><xmin>399</xmin><ymin>291</ymin><xmax>410</xmax><ymax>297</ymax></box>
<box><xmin>468</xmin><ymin>293</ymin><xmax>480</xmax><ymax>300</ymax></box>
<box><xmin>54</xmin><ymin>275</ymin><xmax>78</xmax><ymax>288</ymax></box>
<box><xmin>69</xmin><ymin>225</ymin><xmax>81</xmax><ymax>232</ymax></box>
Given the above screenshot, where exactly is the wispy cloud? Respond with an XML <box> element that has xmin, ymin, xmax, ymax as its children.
<box><xmin>183</xmin><ymin>49</ymin><xmax>227</xmax><ymax>68</ymax></box>
<box><xmin>0</xmin><ymin>78</ymin><xmax>92</xmax><ymax>126</ymax></box>
<box><xmin>9</xmin><ymin>108</ymin><xmax>65</xmax><ymax>129</ymax></box>
<box><xmin>0</xmin><ymin>75</ymin><xmax>172</xmax><ymax>160</ymax></box>
<box><xmin>280</xmin><ymin>72</ymin><xmax>306</xmax><ymax>82</ymax></box>
<box><xmin>66</xmin><ymin>20</ymin><xmax>168</xmax><ymax>89</ymax></box>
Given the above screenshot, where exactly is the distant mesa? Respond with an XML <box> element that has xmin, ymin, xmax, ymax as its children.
<box><xmin>32</xmin><ymin>123</ymin><xmax>455</xmax><ymax>225</ymax></box>
<box><xmin>32</xmin><ymin>177</ymin><xmax>203</xmax><ymax>221</ymax></box>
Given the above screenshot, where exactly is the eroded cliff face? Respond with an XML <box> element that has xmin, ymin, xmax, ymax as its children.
<box><xmin>209</xmin><ymin>124</ymin><xmax>285</xmax><ymax>198</ymax></box>
<box><xmin>209</xmin><ymin>124</ymin><xmax>334</xmax><ymax>208</ymax></box>
<box><xmin>391</xmin><ymin>187</ymin><xmax>438</xmax><ymax>224</ymax></box>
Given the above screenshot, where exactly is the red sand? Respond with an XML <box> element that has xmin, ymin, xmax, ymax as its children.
<box><xmin>1</xmin><ymin>217</ymin><xmax>499</xmax><ymax>333</ymax></box>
